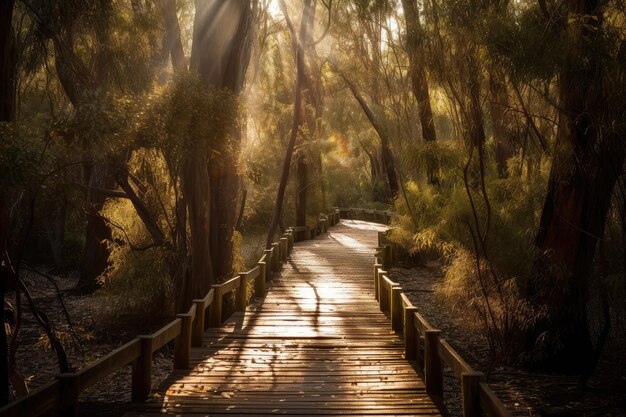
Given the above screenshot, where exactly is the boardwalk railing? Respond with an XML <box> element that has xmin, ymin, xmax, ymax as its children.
<box><xmin>337</xmin><ymin>207</ymin><xmax>397</xmax><ymax>225</ymax></box>
<box><xmin>0</xmin><ymin>210</ymin><xmax>341</xmax><ymax>417</ymax></box>
<box><xmin>342</xmin><ymin>208</ymin><xmax>511</xmax><ymax>417</ymax></box>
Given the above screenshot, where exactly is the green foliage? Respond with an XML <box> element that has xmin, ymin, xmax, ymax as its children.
<box><xmin>141</xmin><ymin>74</ymin><xmax>239</xmax><ymax>171</ymax></box>
<box><xmin>392</xmin><ymin>171</ymin><xmax>547</xmax><ymax>278</ymax></box>
<box><xmin>0</xmin><ymin>123</ymin><xmax>42</xmax><ymax>190</ymax></box>
<box><xmin>483</xmin><ymin>6</ymin><xmax>565</xmax><ymax>81</ymax></box>
<box><xmin>98</xmin><ymin>153</ymin><xmax>174</xmax><ymax>316</ymax></box>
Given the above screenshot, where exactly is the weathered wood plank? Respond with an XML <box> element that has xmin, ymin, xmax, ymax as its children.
<box><xmin>125</xmin><ymin>220</ymin><xmax>443</xmax><ymax>417</ymax></box>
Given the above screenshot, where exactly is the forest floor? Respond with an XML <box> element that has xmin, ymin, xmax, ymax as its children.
<box><xmin>8</xmin><ymin>233</ymin><xmax>270</xmax><ymax>416</ymax></box>
<box><xmin>10</xmin><ymin>270</ymin><xmax>174</xmax><ymax>416</ymax></box>
<box><xmin>389</xmin><ymin>262</ymin><xmax>626</xmax><ymax>417</ymax></box>
<box><xmin>9</xmin><ymin>247</ymin><xmax>626</xmax><ymax>417</ymax></box>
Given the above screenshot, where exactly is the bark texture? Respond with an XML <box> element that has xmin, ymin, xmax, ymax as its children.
<box><xmin>266</xmin><ymin>0</ymin><xmax>313</xmax><ymax>248</ymax></box>
<box><xmin>400</xmin><ymin>0</ymin><xmax>438</xmax><ymax>184</ymax></box>
<box><xmin>528</xmin><ymin>0</ymin><xmax>622</xmax><ymax>373</ymax></box>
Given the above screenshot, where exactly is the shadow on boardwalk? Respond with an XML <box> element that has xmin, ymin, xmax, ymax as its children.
<box><xmin>124</xmin><ymin>220</ymin><xmax>443</xmax><ymax>417</ymax></box>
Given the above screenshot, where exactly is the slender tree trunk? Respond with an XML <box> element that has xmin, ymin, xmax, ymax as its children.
<box><xmin>46</xmin><ymin>196</ymin><xmax>66</xmax><ymax>270</ymax></box>
<box><xmin>0</xmin><ymin>0</ymin><xmax>15</xmax><ymax>404</ymax></box>
<box><xmin>488</xmin><ymin>70</ymin><xmax>516</xmax><ymax>178</ymax></box>
<box><xmin>400</xmin><ymin>0</ymin><xmax>438</xmax><ymax>184</ymax></box>
<box><xmin>76</xmin><ymin>163</ymin><xmax>113</xmax><ymax>293</ymax></box>
<box><xmin>156</xmin><ymin>0</ymin><xmax>187</xmax><ymax>73</ymax></box>
<box><xmin>461</xmin><ymin>48</ymin><xmax>487</xmax><ymax>187</ymax></box>
<box><xmin>342</xmin><ymin>75</ymin><xmax>399</xmax><ymax>198</ymax></box>
<box><xmin>267</xmin><ymin>0</ymin><xmax>313</xmax><ymax>248</ymax></box>
<box><xmin>527</xmin><ymin>0</ymin><xmax>622</xmax><ymax>373</ymax></box>
<box><xmin>0</xmin><ymin>0</ymin><xmax>15</xmax><ymax>122</ymax></box>
<box><xmin>50</xmin><ymin>13</ymin><xmax>115</xmax><ymax>293</ymax></box>
<box><xmin>235</xmin><ymin>189</ymin><xmax>247</xmax><ymax>231</ymax></box>
<box><xmin>296</xmin><ymin>152</ymin><xmax>307</xmax><ymax>232</ymax></box>
<box><xmin>180</xmin><ymin>149</ymin><xmax>213</xmax><ymax>308</ymax></box>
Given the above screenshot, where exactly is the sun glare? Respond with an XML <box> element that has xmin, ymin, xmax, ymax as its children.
<box><xmin>267</xmin><ymin>0</ymin><xmax>282</xmax><ymax>18</ymax></box>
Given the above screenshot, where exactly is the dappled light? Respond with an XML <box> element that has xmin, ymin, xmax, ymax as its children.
<box><xmin>156</xmin><ymin>221</ymin><xmax>439</xmax><ymax>415</ymax></box>
<box><xmin>2</xmin><ymin>0</ymin><xmax>625</xmax><ymax>416</ymax></box>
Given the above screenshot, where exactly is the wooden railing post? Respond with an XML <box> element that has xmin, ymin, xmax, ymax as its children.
<box><xmin>280</xmin><ymin>237</ymin><xmax>288</xmax><ymax>261</ymax></box>
<box><xmin>271</xmin><ymin>243</ymin><xmax>280</xmax><ymax>271</ymax></box>
<box><xmin>287</xmin><ymin>229</ymin><xmax>294</xmax><ymax>253</ymax></box>
<box><xmin>174</xmin><ymin>313</ymin><xmax>192</xmax><ymax>369</ymax></box>
<box><xmin>191</xmin><ymin>299</ymin><xmax>206</xmax><ymax>347</ymax></box>
<box><xmin>404</xmin><ymin>307</ymin><xmax>419</xmax><ymax>360</ymax></box>
<box><xmin>391</xmin><ymin>286</ymin><xmax>403</xmax><ymax>333</ymax></box>
<box><xmin>424</xmin><ymin>329</ymin><xmax>443</xmax><ymax>398</ymax></box>
<box><xmin>132</xmin><ymin>335</ymin><xmax>153</xmax><ymax>402</ymax></box>
<box><xmin>57</xmin><ymin>373</ymin><xmax>79</xmax><ymax>417</ymax></box>
<box><xmin>278</xmin><ymin>238</ymin><xmax>284</xmax><ymax>261</ymax></box>
<box><xmin>374</xmin><ymin>263</ymin><xmax>382</xmax><ymax>301</ymax></box>
<box><xmin>377</xmin><ymin>270</ymin><xmax>387</xmax><ymax>311</ymax></box>
<box><xmin>236</xmin><ymin>274</ymin><xmax>248</xmax><ymax>312</ymax></box>
<box><xmin>256</xmin><ymin>261</ymin><xmax>266</xmax><ymax>297</ymax></box>
<box><xmin>462</xmin><ymin>371</ymin><xmax>484</xmax><ymax>417</ymax></box>
<box><xmin>263</xmin><ymin>249</ymin><xmax>273</xmax><ymax>278</ymax></box>
<box><xmin>208</xmin><ymin>286</ymin><xmax>222</xmax><ymax>327</ymax></box>
<box><xmin>383</xmin><ymin>244</ymin><xmax>392</xmax><ymax>269</ymax></box>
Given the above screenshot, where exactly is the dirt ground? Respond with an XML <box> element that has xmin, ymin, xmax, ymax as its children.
<box><xmin>8</xmin><ymin>270</ymin><xmax>174</xmax><ymax>417</ymax></box>
<box><xmin>388</xmin><ymin>262</ymin><xmax>626</xmax><ymax>417</ymax></box>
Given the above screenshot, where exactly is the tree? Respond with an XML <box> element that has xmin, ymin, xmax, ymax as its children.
<box><xmin>400</xmin><ymin>0</ymin><xmax>439</xmax><ymax>184</ymax></box>
<box><xmin>180</xmin><ymin>0</ymin><xmax>254</xmax><ymax>304</ymax></box>
<box><xmin>527</xmin><ymin>0</ymin><xmax>625</xmax><ymax>373</ymax></box>
<box><xmin>0</xmin><ymin>0</ymin><xmax>16</xmax><ymax>405</ymax></box>
<box><xmin>266</xmin><ymin>0</ymin><xmax>313</xmax><ymax>248</ymax></box>
<box><xmin>341</xmin><ymin>73</ymin><xmax>399</xmax><ymax>198</ymax></box>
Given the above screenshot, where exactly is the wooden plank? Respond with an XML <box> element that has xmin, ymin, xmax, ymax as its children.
<box><xmin>437</xmin><ymin>338</ymin><xmax>473</xmax><ymax>378</ymax></box>
<box><xmin>125</xmin><ymin>220</ymin><xmax>444</xmax><ymax>417</ymax></box>
<box><xmin>215</xmin><ymin>275</ymin><xmax>241</xmax><ymax>294</ymax></box>
<box><xmin>400</xmin><ymin>292</ymin><xmax>413</xmax><ymax>309</ymax></box>
<box><xmin>0</xmin><ymin>381</ymin><xmax>59</xmax><ymax>417</ymax></box>
<box><xmin>413</xmin><ymin>310</ymin><xmax>434</xmax><ymax>334</ymax></box>
<box><xmin>77</xmin><ymin>338</ymin><xmax>141</xmax><ymax>390</ymax></box>
<box><xmin>201</xmin><ymin>288</ymin><xmax>215</xmax><ymax>308</ymax></box>
<box><xmin>152</xmin><ymin>318</ymin><xmax>182</xmax><ymax>351</ymax></box>
<box><xmin>479</xmin><ymin>381</ymin><xmax>512</xmax><ymax>417</ymax></box>
<box><xmin>241</xmin><ymin>265</ymin><xmax>261</xmax><ymax>283</ymax></box>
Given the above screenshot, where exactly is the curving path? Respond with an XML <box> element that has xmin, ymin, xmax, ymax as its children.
<box><xmin>125</xmin><ymin>220</ymin><xmax>443</xmax><ymax>417</ymax></box>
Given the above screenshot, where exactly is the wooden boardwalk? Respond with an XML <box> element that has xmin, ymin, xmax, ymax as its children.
<box><xmin>125</xmin><ymin>220</ymin><xmax>442</xmax><ymax>417</ymax></box>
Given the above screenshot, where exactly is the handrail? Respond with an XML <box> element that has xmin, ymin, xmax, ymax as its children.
<box><xmin>336</xmin><ymin>207</ymin><xmax>398</xmax><ymax>225</ymax></box>
<box><xmin>0</xmin><ymin>209</ymin><xmax>340</xmax><ymax>417</ymax></box>
<box><xmin>373</xmin><ymin>226</ymin><xmax>512</xmax><ymax>417</ymax></box>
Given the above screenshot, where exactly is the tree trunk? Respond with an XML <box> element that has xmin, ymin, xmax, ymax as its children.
<box><xmin>190</xmin><ymin>0</ymin><xmax>253</xmax><ymax>280</ymax></box>
<box><xmin>296</xmin><ymin>152</ymin><xmax>307</xmax><ymax>233</ymax></box>
<box><xmin>462</xmin><ymin>48</ymin><xmax>487</xmax><ymax>187</ymax></box>
<box><xmin>0</xmin><ymin>0</ymin><xmax>15</xmax><ymax>404</ymax></box>
<box><xmin>488</xmin><ymin>70</ymin><xmax>516</xmax><ymax>178</ymax></box>
<box><xmin>156</xmin><ymin>0</ymin><xmax>187</xmax><ymax>73</ymax></box>
<box><xmin>76</xmin><ymin>163</ymin><xmax>113</xmax><ymax>293</ymax></box>
<box><xmin>527</xmin><ymin>0</ymin><xmax>622</xmax><ymax>373</ymax></box>
<box><xmin>342</xmin><ymin>75</ymin><xmax>399</xmax><ymax>198</ymax></box>
<box><xmin>267</xmin><ymin>0</ymin><xmax>313</xmax><ymax>248</ymax></box>
<box><xmin>50</xmin><ymin>13</ymin><xmax>114</xmax><ymax>293</ymax></box>
<box><xmin>180</xmin><ymin>150</ymin><xmax>213</xmax><ymax>308</ymax></box>
<box><xmin>46</xmin><ymin>195</ymin><xmax>66</xmax><ymax>270</ymax></box>
<box><xmin>0</xmin><ymin>0</ymin><xmax>15</xmax><ymax>123</ymax></box>
<box><xmin>400</xmin><ymin>0</ymin><xmax>438</xmax><ymax>184</ymax></box>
